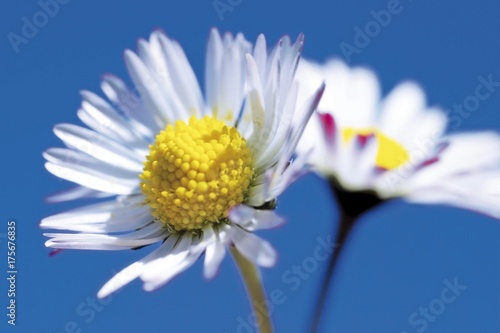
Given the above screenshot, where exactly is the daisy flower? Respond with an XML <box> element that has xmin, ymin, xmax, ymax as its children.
<box><xmin>296</xmin><ymin>59</ymin><xmax>500</xmax><ymax>332</ymax></box>
<box><xmin>298</xmin><ymin>59</ymin><xmax>500</xmax><ymax>219</ymax></box>
<box><xmin>41</xmin><ymin>28</ymin><xmax>324</xmax><ymax>302</ymax></box>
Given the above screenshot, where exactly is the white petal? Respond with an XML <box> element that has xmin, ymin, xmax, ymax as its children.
<box><xmin>229</xmin><ymin>227</ymin><xmax>277</xmax><ymax>267</ymax></box>
<box><xmin>252</xmin><ymin>210</ymin><xmax>285</xmax><ymax>230</ymax></box>
<box><xmin>406</xmin><ymin>187</ymin><xmax>500</xmax><ymax>219</ymax></box>
<box><xmin>45</xmin><ymin>161</ymin><xmax>139</xmax><ymax>195</ymax></box>
<box><xmin>296</xmin><ymin>111</ymin><xmax>336</xmax><ymax>174</ymax></box>
<box><xmin>295</xmin><ymin>60</ymin><xmax>327</xmax><ymax>114</ymax></box>
<box><xmin>205</xmin><ymin>28</ymin><xmax>224</xmax><ymax>110</ymax></box>
<box><xmin>266</xmin><ymin>151</ymin><xmax>312</xmax><ymax>200</ymax></box>
<box><xmin>53</xmin><ymin>124</ymin><xmax>143</xmax><ymax>172</ymax></box>
<box><xmin>124</xmin><ymin>49</ymin><xmax>173</xmax><ymax>124</ymax></box>
<box><xmin>44</xmin><ymin>149</ymin><xmax>139</xmax><ymax>195</ymax></box>
<box><xmin>78</xmin><ymin>90</ymin><xmax>149</xmax><ymax>152</ymax></box>
<box><xmin>97</xmin><ymin>236</ymin><xmax>178</xmax><ymax>298</ymax></box>
<box><xmin>216</xmin><ymin>45</ymin><xmax>243</xmax><ymax>125</ymax></box>
<box><xmin>404</xmin><ymin>132</ymin><xmax>500</xmax><ymax>190</ymax></box>
<box><xmin>274</xmin><ymin>83</ymin><xmax>325</xmax><ymax>174</ymax></box>
<box><xmin>229</xmin><ymin>205</ymin><xmax>285</xmax><ymax>231</ymax></box>
<box><xmin>378</xmin><ymin>82</ymin><xmax>426</xmax><ymax>138</ymax></box>
<box><xmin>45</xmin><ymin>186</ymin><xmax>113</xmax><ymax>203</ymax></box>
<box><xmin>44</xmin><ymin>148</ymin><xmax>140</xmax><ymax>179</ymax></box>
<box><xmin>275</xmin><ymin>34</ymin><xmax>304</xmax><ymax>112</ymax></box>
<box><xmin>252</xmin><ymin>34</ymin><xmax>267</xmax><ymax>80</ymax></box>
<box><xmin>143</xmin><ymin>250</ymin><xmax>202</xmax><ymax>292</ymax></box>
<box><xmin>44</xmin><ymin>222</ymin><xmax>166</xmax><ymax>250</ymax></box>
<box><xmin>326</xmin><ymin>61</ymin><xmax>380</xmax><ymax>127</ymax></box>
<box><xmin>140</xmin><ymin>233</ymin><xmax>208</xmax><ymax>291</ymax></box>
<box><xmin>335</xmin><ymin>137</ymin><xmax>367</xmax><ymax>190</ymax></box>
<box><xmin>41</xmin><ymin>196</ymin><xmax>151</xmax><ymax>233</ymax></box>
<box><xmin>100</xmin><ymin>74</ymin><xmax>159</xmax><ymax>136</ymax></box>
<box><xmin>253</xmin><ymin>81</ymin><xmax>298</xmax><ymax>169</ymax></box>
<box><xmin>245</xmin><ymin>55</ymin><xmax>267</xmax><ymax>150</ymax></box>
<box><xmin>228</xmin><ymin>205</ymin><xmax>255</xmax><ymax>225</ymax></box>
<box><xmin>350</xmin><ymin>135</ymin><xmax>380</xmax><ymax>188</ymax></box>
<box><xmin>204</xmin><ymin>236</ymin><xmax>226</xmax><ymax>279</ymax></box>
<box><xmin>157</xmin><ymin>32</ymin><xmax>204</xmax><ymax>117</ymax></box>
<box><xmin>398</xmin><ymin>107</ymin><xmax>447</xmax><ymax>153</ymax></box>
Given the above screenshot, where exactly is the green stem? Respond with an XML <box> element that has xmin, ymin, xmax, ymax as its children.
<box><xmin>230</xmin><ymin>246</ymin><xmax>274</xmax><ymax>333</ymax></box>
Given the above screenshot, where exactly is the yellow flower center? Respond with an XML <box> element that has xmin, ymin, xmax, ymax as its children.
<box><xmin>140</xmin><ymin>116</ymin><xmax>254</xmax><ymax>231</ymax></box>
<box><xmin>342</xmin><ymin>128</ymin><xmax>409</xmax><ymax>170</ymax></box>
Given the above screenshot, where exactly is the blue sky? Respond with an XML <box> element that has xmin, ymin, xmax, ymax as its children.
<box><xmin>1</xmin><ymin>0</ymin><xmax>500</xmax><ymax>332</ymax></box>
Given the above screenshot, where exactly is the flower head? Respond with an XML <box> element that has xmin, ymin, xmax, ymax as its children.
<box><xmin>297</xmin><ymin>59</ymin><xmax>500</xmax><ymax>218</ymax></box>
<box><xmin>41</xmin><ymin>29</ymin><xmax>324</xmax><ymax>297</ymax></box>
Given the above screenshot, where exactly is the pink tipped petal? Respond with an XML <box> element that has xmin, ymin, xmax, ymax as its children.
<box><xmin>318</xmin><ymin>112</ymin><xmax>336</xmax><ymax>143</ymax></box>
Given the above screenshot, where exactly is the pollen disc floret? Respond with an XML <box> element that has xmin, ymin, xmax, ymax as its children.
<box><xmin>140</xmin><ymin>116</ymin><xmax>255</xmax><ymax>231</ymax></box>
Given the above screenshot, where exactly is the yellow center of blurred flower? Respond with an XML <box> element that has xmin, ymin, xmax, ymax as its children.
<box><xmin>342</xmin><ymin>128</ymin><xmax>409</xmax><ymax>170</ymax></box>
<box><xmin>140</xmin><ymin>116</ymin><xmax>254</xmax><ymax>231</ymax></box>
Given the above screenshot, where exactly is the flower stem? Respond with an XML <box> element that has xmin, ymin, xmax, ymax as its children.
<box><xmin>309</xmin><ymin>210</ymin><xmax>356</xmax><ymax>333</ymax></box>
<box><xmin>310</xmin><ymin>179</ymin><xmax>382</xmax><ymax>332</ymax></box>
<box><xmin>230</xmin><ymin>246</ymin><xmax>274</xmax><ymax>333</ymax></box>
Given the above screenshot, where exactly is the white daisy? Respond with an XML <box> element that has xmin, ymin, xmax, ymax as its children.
<box><xmin>297</xmin><ymin>59</ymin><xmax>500</xmax><ymax>218</ymax></box>
<box><xmin>41</xmin><ymin>29</ymin><xmax>324</xmax><ymax>298</ymax></box>
<box><xmin>298</xmin><ymin>59</ymin><xmax>500</xmax><ymax>333</ymax></box>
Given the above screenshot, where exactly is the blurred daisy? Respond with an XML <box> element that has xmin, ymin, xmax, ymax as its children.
<box><xmin>297</xmin><ymin>59</ymin><xmax>500</xmax><ymax>332</ymax></box>
<box><xmin>297</xmin><ymin>59</ymin><xmax>500</xmax><ymax>219</ymax></box>
<box><xmin>41</xmin><ymin>29</ymin><xmax>324</xmax><ymax>298</ymax></box>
